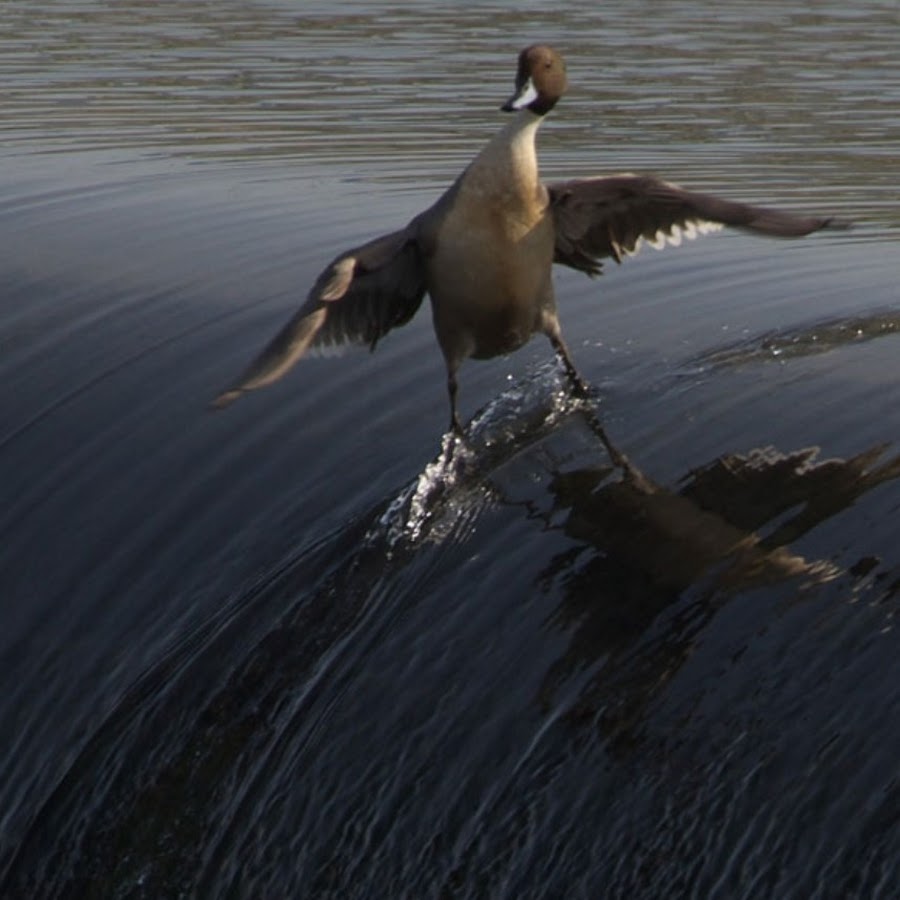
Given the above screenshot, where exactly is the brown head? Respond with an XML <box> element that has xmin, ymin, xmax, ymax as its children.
<box><xmin>501</xmin><ymin>45</ymin><xmax>568</xmax><ymax>116</ymax></box>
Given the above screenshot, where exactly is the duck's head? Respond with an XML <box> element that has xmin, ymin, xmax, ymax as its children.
<box><xmin>501</xmin><ymin>45</ymin><xmax>568</xmax><ymax>116</ymax></box>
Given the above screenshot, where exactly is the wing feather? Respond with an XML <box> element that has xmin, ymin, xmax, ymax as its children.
<box><xmin>549</xmin><ymin>174</ymin><xmax>843</xmax><ymax>277</ymax></box>
<box><xmin>213</xmin><ymin>224</ymin><xmax>427</xmax><ymax>408</ymax></box>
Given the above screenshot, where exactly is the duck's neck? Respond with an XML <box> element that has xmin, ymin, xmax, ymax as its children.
<box><xmin>467</xmin><ymin>110</ymin><xmax>545</xmax><ymax>199</ymax></box>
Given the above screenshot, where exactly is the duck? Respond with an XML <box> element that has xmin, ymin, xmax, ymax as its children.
<box><xmin>214</xmin><ymin>45</ymin><xmax>842</xmax><ymax>434</ymax></box>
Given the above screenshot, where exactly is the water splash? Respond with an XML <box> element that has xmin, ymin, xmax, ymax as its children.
<box><xmin>373</xmin><ymin>364</ymin><xmax>598</xmax><ymax>549</ymax></box>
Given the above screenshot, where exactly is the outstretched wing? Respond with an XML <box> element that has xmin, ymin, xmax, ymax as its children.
<box><xmin>213</xmin><ymin>224</ymin><xmax>427</xmax><ymax>408</ymax></box>
<box><xmin>549</xmin><ymin>174</ymin><xmax>842</xmax><ymax>277</ymax></box>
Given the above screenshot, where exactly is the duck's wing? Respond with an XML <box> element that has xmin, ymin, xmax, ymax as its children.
<box><xmin>548</xmin><ymin>174</ymin><xmax>842</xmax><ymax>277</ymax></box>
<box><xmin>213</xmin><ymin>223</ymin><xmax>427</xmax><ymax>408</ymax></box>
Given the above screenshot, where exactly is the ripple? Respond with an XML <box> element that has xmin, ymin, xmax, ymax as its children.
<box><xmin>1</xmin><ymin>0</ymin><xmax>898</xmax><ymax>229</ymax></box>
<box><xmin>695</xmin><ymin>308</ymin><xmax>900</xmax><ymax>370</ymax></box>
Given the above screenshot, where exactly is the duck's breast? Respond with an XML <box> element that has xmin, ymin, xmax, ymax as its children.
<box><xmin>426</xmin><ymin>183</ymin><xmax>555</xmax><ymax>360</ymax></box>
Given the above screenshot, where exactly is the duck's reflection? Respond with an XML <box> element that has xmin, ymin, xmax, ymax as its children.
<box><xmin>536</xmin><ymin>417</ymin><xmax>900</xmax><ymax>742</ymax></box>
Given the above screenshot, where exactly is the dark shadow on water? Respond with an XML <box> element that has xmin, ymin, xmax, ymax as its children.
<box><xmin>3</xmin><ymin>383</ymin><xmax>900</xmax><ymax>897</ymax></box>
<box><xmin>535</xmin><ymin>433</ymin><xmax>900</xmax><ymax>751</ymax></box>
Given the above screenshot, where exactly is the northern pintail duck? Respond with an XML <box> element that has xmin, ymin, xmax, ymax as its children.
<box><xmin>214</xmin><ymin>45</ymin><xmax>841</xmax><ymax>433</ymax></box>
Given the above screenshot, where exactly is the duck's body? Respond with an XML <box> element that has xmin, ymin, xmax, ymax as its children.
<box><xmin>426</xmin><ymin>111</ymin><xmax>567</xmax><ymax>419</ymax></box>
<box><xmin>214</xmin><ymin>45</ymin><xmax>841</xmax><ymax>433</ymax></box>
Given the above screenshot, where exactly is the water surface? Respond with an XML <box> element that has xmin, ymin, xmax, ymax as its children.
<box><xmin>1</xmin><ymin>3</ymin><xmax>899</xmax><ymax>897</ymax></box>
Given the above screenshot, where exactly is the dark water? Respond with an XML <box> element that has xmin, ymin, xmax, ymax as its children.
<box><xmin>2</xmin><ymin>3</ymin><xmax>899</xmax><ymax>898</ymax></box>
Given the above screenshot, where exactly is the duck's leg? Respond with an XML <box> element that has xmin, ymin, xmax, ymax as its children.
<box><xmin>543</xmin><ymin>312</ymin><xmax>590</xmax><ymax>396</ymax></box>
<box><xmin>447</xmin><ymin>367</ymin><xmax>465</xmax><ymax>436</ymax></box>
<box><xmin>543</xmin><ymin>319</ymin><xmax>636</xmax><ymax>475</ymax></box>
